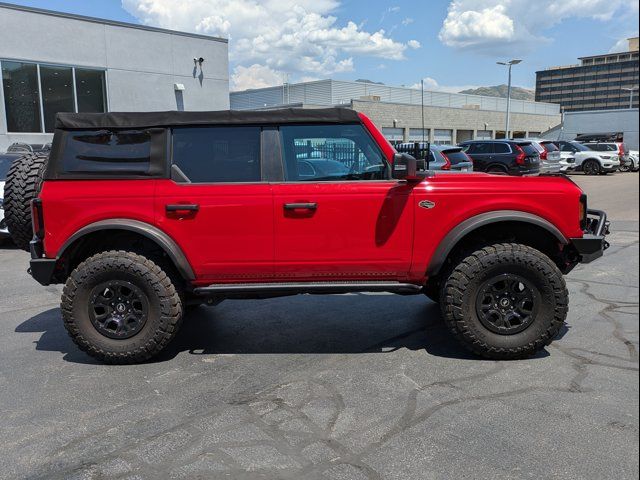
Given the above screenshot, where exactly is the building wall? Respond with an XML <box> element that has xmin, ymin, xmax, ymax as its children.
<box><xmin>541</xmin><ymin>108</ymin><xmax>639</xmax><ymax>150</ymax></box>
<box><xmin>0</xmin><ymin>4</ymin><xmax>229</xmax><ymax>151</ymax></box>
<box><xmin>351</xmin><ymin>100</ymin><xmax>561</xmax><ymax>144</ymax></box>
<box><xmin>535</xmin><ymin>47</ymin><xmax>639</xmax><ymax>112</ymax></box>
<box><xmin>231</xmin><ymin>79</ymin><xmax>561</xmax><ymax>116</ymax></box>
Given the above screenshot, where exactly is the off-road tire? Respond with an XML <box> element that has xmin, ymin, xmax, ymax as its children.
<box><xmin>4</xmin><ymin>153</ymin><xmax>49</xmax><ymax>251</ymax></box>
<box><xmin>61</xmin><ymin>251</ymin><xmax>183</xmax><ymax>364</ymax></box>
<box><xmin>441</xmin><ymin>243</ymin><xmax>568</xmax><ymax>360</ymax></box>
<box><xmin>582</xmin><ymin>159</ymin><xmax>601</xmax><ymax>176</ymax></box>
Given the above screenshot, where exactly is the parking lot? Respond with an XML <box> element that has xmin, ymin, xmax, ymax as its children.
<box><xmin>0</xmin><ymin>172</ymin><xmax>637</xmax><ymax>480</ymax></box>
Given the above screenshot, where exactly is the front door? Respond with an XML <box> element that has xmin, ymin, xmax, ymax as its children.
<box><xmin>155</xmin><ymin>126</ymin><xmax>273</xmax><ymax>283</ymax></box>
<box><xmin>272</xmin><ymin>124</ymin><xmax>414</xmax><ymax>281</ymax></box>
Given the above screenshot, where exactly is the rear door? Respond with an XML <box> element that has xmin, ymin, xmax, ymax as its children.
<box><xmin>462</xmin><ymin>142</ymin><xmax>493</xmax><ymax>171</ymax></box>
<box><xmin>272</xmin><ymin>123</ymin><xmax>414</xmax><ymax>280</ymax></box>
<box><xmin>155</xmin><ymin>126</ymin><xmax>274</xmax><ymax>282</ymax></box>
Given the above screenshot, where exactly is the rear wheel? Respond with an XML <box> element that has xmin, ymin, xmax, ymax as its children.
<box><xmin>582</xmin><ymin>159</ymin><xmax>601</xmax><ymax>176</ymax></box>
<box><xmin>4</xmin><ymin>153</ymin><xmax>49</xmax><ymax>251</ymax></box>
<box><xmin>61</xmin><ymin>251</ymin><xmax>183</xmax><ymax>364</ymax></box>
<box><xmin>441</xmin><ymin>243</ymin><xmax>568</xmax><ymax>359</ymax></box>
<box><xmin>486</xmin><ymin>165</ymin><xmax>508</xmax><ymax>175</ymax></box>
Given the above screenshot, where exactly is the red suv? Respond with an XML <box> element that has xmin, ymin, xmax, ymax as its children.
<box><xmin>4</xmin><ymin>109</ymin><xmax>609</xmax><ymax>364</ymax></box>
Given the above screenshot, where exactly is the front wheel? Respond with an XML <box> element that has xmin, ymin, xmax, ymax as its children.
<box><xmin>441</xmin><ymin>243</ymin><xmax>568</xmax><ymax>359</ymax></box>
<box><xmin>582</xmin><ymin>159</ymin><xmax>601</xmax><ymax>176</ymax></box>
<box><xmin>61</xmin><ymin>251</ymin><xmax>183</xmax><ymax>364</ymax></box>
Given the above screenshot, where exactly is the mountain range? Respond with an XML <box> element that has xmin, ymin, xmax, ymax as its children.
<box><xmin>458</xmin><ymin>85</ymin><xmax>535</xmax><ymax>101</ymax></box>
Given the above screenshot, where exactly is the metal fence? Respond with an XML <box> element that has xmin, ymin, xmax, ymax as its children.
<box><xmin>231</xmin><ymin>80</ymin><xmax>561</xmax><ymax>116</ymax></box>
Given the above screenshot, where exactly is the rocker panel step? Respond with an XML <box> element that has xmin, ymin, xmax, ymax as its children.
<box><xmin>193</xmin><ymin>281</ymin><xmax>422</xmax><ymax>296</ymax></box>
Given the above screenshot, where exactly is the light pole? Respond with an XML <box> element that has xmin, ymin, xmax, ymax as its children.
<box><xmin>622</xmin><ymin>87</ymin><xmax>638</xmax><ymax>109</ymax></box>
<box><xmin>497</xmin><ymin>59</ymin><xmax>522</xmax><ymax>138</ymax></box>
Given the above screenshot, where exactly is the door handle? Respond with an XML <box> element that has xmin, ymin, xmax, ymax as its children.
<box><xmin>284</xmin><ymin>203</ymin><xmax>317</xmax><ymax>211</ymax></box>
<box><xmin>166</xmin><ymin>204</ymin><xmax>199</xmax><ymax>213</ymax></box>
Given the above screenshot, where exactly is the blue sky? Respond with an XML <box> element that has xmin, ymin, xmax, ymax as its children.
<box><xmin>5</xmin><ymin>0</ymin><xmax>639</xmax><ymax>91</ymax></box>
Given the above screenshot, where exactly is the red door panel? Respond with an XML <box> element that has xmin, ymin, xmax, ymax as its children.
<box><xmin>155</xmin><ymin>180</ymin><xmax>273</xmax><ymax>283</ymax></box>
<box><xmin>272</xmin><ymin>181</ymin><xmax>414</xmax><ymax>280</ymax></box>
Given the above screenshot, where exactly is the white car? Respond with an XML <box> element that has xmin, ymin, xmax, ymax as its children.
<box><xmin>628</xmin><ymin>150</ymin><xmax>639</xmax><ymax>172</ymax></box>
<box><xmin>556</xmin><ymin>141</ymin><xmax>620</xmax><ymax>175</ymax></box>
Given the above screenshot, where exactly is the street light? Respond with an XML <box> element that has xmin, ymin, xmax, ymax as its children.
<box><xmin>497</xmin><ymin>59</ymin><xmax>522</xmax><ymax>138</ymax></box>
<box><xmin>622</xmin><ymin>87</ymin><xmax>638</xmax><ymax>109</ymax></box>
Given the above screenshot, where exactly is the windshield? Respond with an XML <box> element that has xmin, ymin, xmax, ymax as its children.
<box><xmin>570</xmin><ymin>142</ymin><xmax>591</xmax><ymax>152</ymax></box>
<box><xmin>0</xmin><ymin>155</ymin><xmax>16</xmax><ymax>180</ymax></box>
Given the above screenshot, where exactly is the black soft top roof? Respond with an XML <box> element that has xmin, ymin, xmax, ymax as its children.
<box><xmin>55</xmin><ymin>108</ymin><xmax>361</xmax><ymax>130</ymax></box>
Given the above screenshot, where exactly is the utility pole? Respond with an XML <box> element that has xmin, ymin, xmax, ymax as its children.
<box><xmin>497</xmin><ymin>59</ymin><xmax>522</xmax><ymax>138</ymax></box>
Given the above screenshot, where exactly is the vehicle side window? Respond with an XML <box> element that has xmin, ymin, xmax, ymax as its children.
<box><xmin>465</xmin><ymin>143</ymin><xmax>492</xmax><ymax>154</ymax></box>
<box><xmin>560</xmin><ymin>144</ymin><xmax>575</xmax><ymax>153</ymax></box>
<box><xmin>172</xmin><ymin>127</ymin><xmax>261</xmax><ymax>183</ymax></box>
<box><xmin>61</xmin><ymin>130</ymin><xmax>152</xmax><ymax>174</ymax></box>
<box><xmin>494</xmin><ymin>143</ymin><xmax>511</xmax><ymax>154</ymax></box>
<box><xmin>280</xmin><ymin>124</ymin><xmax>387</xmax><ymax>181</ymax></box>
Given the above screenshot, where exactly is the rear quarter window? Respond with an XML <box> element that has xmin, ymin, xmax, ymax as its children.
<box><xmin>494</xmin><ymin>143</ymin><xmax>512</xmax><ymax>154</ymax></box>
<box><xmin>519</xmin><ymin>144</ymin><xmax>539</xmax><ymax>156</ymax></box>
<box><xmin>541</xmin><ymin>142</ymin><xmax>559</xmax><ymax>152</ymax></box>
<box><xmin>441</xmin><ymin>150</ymin><xmax>470</xmax><ymax>164</ymax></box>
<box><xmin>61</xmin><ymin>130</ymin><xmax>152</xmax><ymax>174</ymax></box>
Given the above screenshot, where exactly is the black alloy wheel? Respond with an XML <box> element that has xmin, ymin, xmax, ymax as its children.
<box><xmin>475</xmin><ymin>274</ymin><xmax>539</xmax><ymax>335</ymax></box>
<box><xmin>582</xmin><ymin>160</ymin><xmax>600</xmax><ymax>176</ymax></box>
<box><xmin>89</xmin><ymin>281</ymin><xmax>149</xmax><ymax>339</ymax></box>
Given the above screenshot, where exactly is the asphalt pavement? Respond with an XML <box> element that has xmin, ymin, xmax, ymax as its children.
<box><xmin>0</xmin><ymin>172</ymin><xmax>638</xmax><ymax>480</ymax></box>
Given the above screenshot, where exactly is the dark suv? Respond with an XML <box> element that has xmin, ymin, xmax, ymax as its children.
<box><xmin>459</xmin><ymin>140</ymin><xmax>541</xmax><ymax>175</ymax></box>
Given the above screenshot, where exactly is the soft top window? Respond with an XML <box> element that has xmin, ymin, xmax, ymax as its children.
<box><xmin>61</xmin><ymin>129</ymin><xmax>152</xmax><ymax>174</ymax></box>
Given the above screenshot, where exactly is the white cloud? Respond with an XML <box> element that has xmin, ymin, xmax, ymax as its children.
<box><xmin>439</xmin><ymin>0</ymin><xmax>639</xmax><ymax>53</ymax></box>
<box><xmin>440</xmin><ymin>4</ymin><xmax>514</xmax><ymax>49</ymax></box>
<box><xmin>609</xmin><ymin>34</ymin><xmax>639</xmax><ymax>53</ymax></box>
<box><xmin>123</xmin><ymin>0</ymin><xmax>416</xmax><ymax>83</ymax></box>
<box><xmin>231</xmin><ymin>64</ymin><xmax>284</xmax><ymax>91</ymax></box>
<box><xmin>407</xmin><ymin>40</ymin><xmax>421</xmax><ymax>49</ymax></box>
<box><xmin>409</xmin><ymin>76</ymin><xmax>480</xmax><ymax>93</ymax></box>
<box><xmin>401</xmin><ymin>17</ymin><xmax>414</xmax><ymax>26</ymax></box>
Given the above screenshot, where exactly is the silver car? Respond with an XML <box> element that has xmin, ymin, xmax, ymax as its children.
<box><xmin>396</xmin><ymin>143</ymin><xmax>474</xmax><ymax>172</ymax></box>
<box><xmin>519</xmin><ymin>139</ymin><xmax>562</xmax><ymax>173</ymax></box>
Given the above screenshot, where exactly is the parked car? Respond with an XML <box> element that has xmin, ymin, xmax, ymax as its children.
<box><xmin>396</xmin><ymin>143</ymin><xmax>473</xmax><ymax>172</ymax></box>
<box><xmin>4</xmin><ymin>108</ymin><xmax>609</xmax><ymax>364</ymax></box>
<box><xmin>580</xmin><ymin>141</ymin><xmax>631</xmax><ymax>172</ymax></box>
<box><xmin>0</xmin><ymin>153</ymin><xmax>20</xmax><ymax>243</ymax></box>
<box><xmin>555</xmin><ymin>141</ymin><xmax>620</xmax><ymax>175</ymax></box>
<box><xmin>518</xmin><ymin>139</ymin><xmax>563</xmax><ymax>173</ymax></box>
<box><xmin>459</xmin><ymin>140</ymin><xmax>541</xmax><ymax>175</ymax></box>
<box><xmin>628</xmin><ymin>150</ymin><xmax>639</xmax><ymax>172</ymax></box>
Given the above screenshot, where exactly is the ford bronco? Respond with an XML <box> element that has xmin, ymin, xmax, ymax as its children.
<box><xmin>4</xmin><ymin>108</ymin><xmax>609</xmax><ymax>364</ymax></box>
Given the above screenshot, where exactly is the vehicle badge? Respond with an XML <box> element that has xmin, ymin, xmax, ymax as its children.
<box><xmin>418</xmin><ymin>200</ymin><xmax>436</xmax><ymax>209</ymax></box>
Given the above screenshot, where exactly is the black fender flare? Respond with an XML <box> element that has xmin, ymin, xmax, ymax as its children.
<box><xmin>426</xmin><ymin>210</ymin><xmax>568</xmax><ymax>277</ymax></box>
<box><xmin>58</xmin><ymin>219</ymin><xmax>195</xmax><ymax>281</ymax></box>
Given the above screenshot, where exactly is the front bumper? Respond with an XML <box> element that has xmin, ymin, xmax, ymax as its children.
<box><xmin>570</xmin><ymin>209</ymin><xmax>610</xmax><ymax>264</ymax></box>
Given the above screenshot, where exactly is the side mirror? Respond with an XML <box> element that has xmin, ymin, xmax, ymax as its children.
<box><xmin>392</xmin><ymin>153</ymin><xmax>418</xmax><ymax>180</ymax></box>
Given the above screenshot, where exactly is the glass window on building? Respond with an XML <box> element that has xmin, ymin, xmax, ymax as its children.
<box><xmin>1</xmin><ymin>61</ymin><xmax>41</xmax><ymax>133</ymax></box>
<box><xmin>382</xmin><ymin>127</ymin><xmax>404</xmax><ymax>145</ymax></box>
<box><xmin>433</xmin><ymin>129</ymin><xmax>453</xmax><ymax>145</ymax></box>
<box><xmin>40</xmin><ymin>65</ymin><xmax>74</xmax><ymax>133</ymax></box>
<box><xmin>476</xmin><ymin>130</ymin><xmax>492</xmax><ymax>140</ymax></box>
<box><xmin>75</xmin><ymin>69</ymin><xmax>106</xmax><ymax>113</ymax></box>
<box><xmin>1</xmin><ymin>60</ymin><xmax>107</xmax><ymax>133</ymax></box>
<box><xmin>408</xmin><ymin>128</ymin><xmax>429</xmax><ymax>142</ymax></box>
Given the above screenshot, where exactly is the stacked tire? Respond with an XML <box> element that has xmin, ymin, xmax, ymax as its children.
<box><xmin>4</xmin><ymin>153</ymin><xmax>49</xmax><ymax>251</ymax></box>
